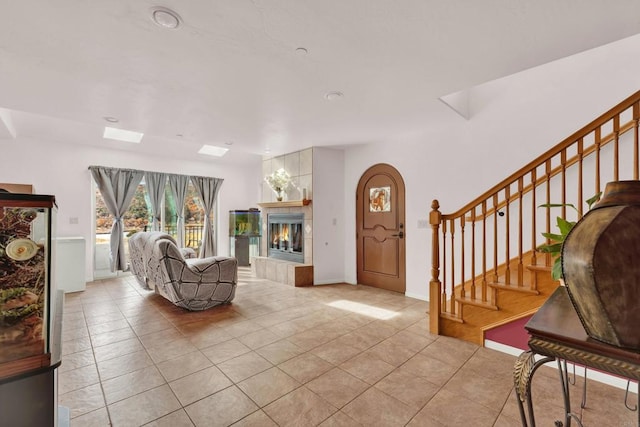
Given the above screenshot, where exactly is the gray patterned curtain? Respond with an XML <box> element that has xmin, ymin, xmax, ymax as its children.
<box><xmin>168</xmin><ymin>174</ymin><xmax>189</xmax><ymax>247</ymax></box>
<box><xmin>190</xmin><ymin>176</ymin><xmax>223</xmax><ymax>258</ymax></box>
<box><xmin>145</xmin><ymin>171</ymin><xmax>167</xmax><ymax>231</ymax></box>
<box><xmin>89</xmin><ymin>166</ymin><xmax>144</xmax><ymax>272</ymax></box>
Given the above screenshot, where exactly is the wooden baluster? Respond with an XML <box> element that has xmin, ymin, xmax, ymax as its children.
<box><xmin>442</xmin><ymin>220</ymin><xmax>448</xmax><ymax>314</ymax></box>
<box><xmin>545</xmin><ymin>159</ymin><xmax>552</xmax><ymax>267</ymax></box>
<box><xmin>561</xmin><ymin>150</ymin><xmax>567</xmax><ymax>220</ymax></box>
<box><xmin>530</xmin><ymin>169</ymin><xmax>537</xmax><ymax>266</ymax></box>
<box><xmin>517</xmin><ymin>177</ymin><xmax>524</xmax><ymax>287</ymax></box>
<box><xmin>470</xmin><ymin>207</ymin><xmax>476</xmax><ymax>300</ymax></box>
<box><xmin>634</xmin><ymin>102</ymin><xmax>639</xmax><ymax>180</ymax></box>
<box><xmin>429</xmin><ymin>200</ymin><xmax>441</xmax><ymax>333</ymax></box>
<box><xmin>614</xmin><ymin>115</ymin><xmax>620</xmax><ymax>181</ymax></box>
<box><xmin>449</xmin><ymin>219</ymin><xmax>456</xmax><ymax>315</ymax></box>
<box><xmin>459</xmin><ymin>216</ymin><xmax>466</xmax><ymax>299</ymax></box>
<box><xmin>481</xmin><ymin>200</ymin><xmax>488</xmax><ymax>302</ymax></box>
<box><xmin>504</xmin><ymin>186</ymin><xmax>511</xmax><ymax>285</ymax></box>
<box><xmin>493</xmin><ymin>194</ymin><xmax>499</xmax><ymax>283</ymax></box>
<box><xmin>595</xmin><ymin>126</ymin><xmax>602</xmax><ymax>194</ymax></box>
<box><xmin>578</xmin><ymin>139</ymin><xmax>584</xmax><ymax>217</ymax></box>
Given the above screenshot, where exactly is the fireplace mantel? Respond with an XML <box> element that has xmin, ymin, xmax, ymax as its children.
<box><xmin>257</xmin><ymin>199</ymin><xmax>312</xmax><ymax>208</ymax></box>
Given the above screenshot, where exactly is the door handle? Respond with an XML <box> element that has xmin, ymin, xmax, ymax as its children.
<box><xmin>392</xmin><ymin>231</ymin><xmax>404</xmax><ymax>238</ymax></box>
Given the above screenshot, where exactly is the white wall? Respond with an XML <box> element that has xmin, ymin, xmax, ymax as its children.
<box><xmin>312</xmin><ymin>147</ymin><xmax>345</xmax><ymax>284</ymax></box>
<box><xmin>343</xmin><ymin>34</ymin><xmax>640</xmax><ymax>301</ymax></box>
<box><xmin>2</xmin><ymin>137</ymin><xmax>262</xmax><ymax>281</ymax></box>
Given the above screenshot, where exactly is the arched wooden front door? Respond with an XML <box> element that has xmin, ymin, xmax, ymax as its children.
<box><xmin>356</xmin><ymin>164</ymin><xmax>406</xmax><ymax>293</ymax></box>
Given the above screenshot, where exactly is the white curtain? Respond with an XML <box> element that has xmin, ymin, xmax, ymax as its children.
<box><xmin>89</xmin><ymin>166</ymin><xmax>144</xmax><ymax>272</ymax></box>
<box><xmin>145</xmin><ymin>171</ymin><xmax>167</xmax><ymax>231</ymax></box>
<box><xmin>190</xmin><ymin>176</ymin><xmax>223</xmax><ymax>258</ymax></box>
<box><xmin>168</xmin><ymin>174</ymin><xmax>189</xmax><ymax>247</ymax></box>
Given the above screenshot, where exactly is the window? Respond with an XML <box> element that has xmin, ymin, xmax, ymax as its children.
<box><xmin>94</xmin><ymin>176</ymin><xmax>210</xmax><ymax>277</ymax></box>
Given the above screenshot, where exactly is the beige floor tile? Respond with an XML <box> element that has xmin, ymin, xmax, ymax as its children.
<box><xmin>416</xmin><ymin>388</ymin><xmax>499</xmax><ymax>427</ymax></box>
<box><xmin>90</xmin><ymin>325</ymin><xmax>137</xmax><ymax>347</ymax></box>
<box><xmin>93</xmin><ymin>337</ymin><xmax>144</xmax><ymax>362</ymax></box>
<box><xmin>169</xmin><ymin>365</ymin><xmax>234</xmax><ymax>406</ymax></box>
<box><xmin>146</xmin><ymin>337</ymin><xmax>199</xmax><ymax>363</ymax></box>
<box><xmin>306</xmin><ymin>368</ymin><xmax>369</xmax><ymax>409</ymax></box>
<box><xmin>264</xmin><ymin>386</ymin><xmax>337</xmax><ymax>426</ymax></box>
<box><xmin>102</xmin><ymin>365</ymin><xmax>167</xmax><ymax>404</ymax></box>
<box><xmin>342</xmin><ymin>387</ymin><xmax>417</xmax><ymax>427</ymax></box>
<box><xmin>59</xmin><ymin>363</ymin><xmax>100</xmax><ymax>395</ymax></box>
<box><xmin>255</xmin><ymin>339</ymin><xmax>305</xmax><ymax>364</ymax></box>
<box><xmin>108</xmin><ymin>384</ymin><xmax>181</xmax><ymax>426</ymax></box>
<box><xmin>69</xmin><ymin>407</ymin><xmax>110</xmax><ymax>427</ymax></box>
<box><xmin>230</xmin><ymin>409</ymin><xmax>278</xmax><ymax>426</ymax></box>
<box><xmin>59</xmin><ymin>349</ymin><xmax>95</xmax><ymax>373</ymax></box>
<box><xmin>237</xmin><ymin>328</ymin><xmax>282</xmax><ymax>349</ymax></box>
<box><xmin>156</xmin><ymin>350</ymin><xmax>213</xmax><ymax>382</ymax></box>
<box><xmin>60</xmin><ymin>273</ymin><xmax>640</xmax><ymax>427</ymax></box>
<box><xmin>144</xmin><ymin>409</ymin><xmax>195</xmax><ymax>426</ymax></box>
<box><xmin>288</xmin><ymin>328</ymin><xmax>339</xmax><ymax>351</ymax></box>
<box><xmin>97</xmin><ymin>349</ymin><xmax>155</xmax><ymax>380</ymax></box>
<box><xmin>138</xmin><ymin>327</ymin><xmax>185</xmax><ymax>349</ymax></box>
<box><xmin>201</xmin><ymin>338</ymin><xmax>251</xmax><ymax>364</ymax></box>
<box><xmin>185</xmin><ymin>385</ymin><xmax>258</xmax><ymax>427</ymax></box>
<box><xmin>318</xmin><ymin>410</ymin><xmax>363</xmax><ymax>426</ymax></box>
<box><xmin>339</xmin><ymin>351</ymin><xmax>395</xmax><ymax>385</ymax></box>
<box><xmin>62</xmin><ymin>335</ymin><xmax>93</xmax><ymax>355</ymax></box>
<box><xmin>279</xmin><ymin>353</ymin><xmax>333</xmax><ymax>383</ymax></box>
<box><xmin>237</xmin><ymin>367</ymin><xmax>300</xmax><ymax>406</ymax></box>
<box><xmin>217</xmin><ymin>351</ymin><xmax>273</xmax><ymax>383</ymax></box>
<box><xmin>442</xmin><ymin>367</ymin><xmax>514</xmax><ymax>410</ymax></box>
<box><xmin>420</xmin><ymin>335</ymin><xmax>479</xmax><ymax>368</ymax></box>
<box><xmin>374</xmin><ymin>368</ymin><xmax>440</xmax><ymax>409</ymax></box>
<box><xmin>59</xmin><ymin>383</ymin><xmax>106</xmax><ymax>419</ymax></box>
<box><xmin>400</xmin><ymin>353</ymin><xmax>459</xmax><ymax>387</ymax></box>
<box><xmin>311</xmin><ymin>339</ymin><xmax>362</xmax><ymax>365</ymax></box>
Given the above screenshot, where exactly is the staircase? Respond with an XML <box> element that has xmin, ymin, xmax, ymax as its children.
<box><xmin>429</xmin><ymin>90</ymin><xmax>640</xmax><ymax>345</ymax></box>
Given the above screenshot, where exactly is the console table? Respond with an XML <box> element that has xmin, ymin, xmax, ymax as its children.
<box><xmin>514</xmin><ymin>286</ymin><xmax>640</xmax><ymax>426</ymax></box>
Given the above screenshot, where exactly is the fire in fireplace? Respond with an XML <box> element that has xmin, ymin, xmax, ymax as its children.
<box><xmin>268</xmin><ymin>213</ymin><xmax>304</xmax><ymax>263</ymax></box>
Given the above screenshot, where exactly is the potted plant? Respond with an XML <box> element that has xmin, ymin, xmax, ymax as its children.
<box><xmin>264</xmin><ymin>168</ymin><xmax>291</xmax><ymax>201</ymax></box>
<box><xmin>537</xmin><ymin>192</ymin><xmax>601</xmax><ymax>280</ymax></box>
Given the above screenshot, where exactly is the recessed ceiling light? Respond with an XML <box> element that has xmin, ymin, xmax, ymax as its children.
<box><xmin>295</xmin><ymin>47</ymin><xmax>308</xmax><ymax>55</ymax></box>
<box><xmin>150</xmin><ymin>6</ymin><xmax>181</xmax><ymax>29</ymax></box>
<box><xmin>103</xmin><ymin>126</ymin><xmax>144</xmax><ymax>143</ymax></box>
<box><xmin>325</xmin><ymin>91</ymin><xmax>344</xmax><ymax>101</ymax></box>
<box><xmin>103</xmin><ymin>116</ymin><xmax>119</xmax><ymax>123</ymax></box>
<box><xmin>198</xmin><ymin>145</ymin><xmax>229</xmax><ymax>157</ymax></box>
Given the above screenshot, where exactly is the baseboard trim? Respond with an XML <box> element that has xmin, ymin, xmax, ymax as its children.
<box><xmin>484</xmin><ymin>339</ymin><xmax>639</xmax><ymax>393</ymax></box>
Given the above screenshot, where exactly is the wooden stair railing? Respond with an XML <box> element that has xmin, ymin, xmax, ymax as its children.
<box><xmin>430</xmin><ymin>90</ymin><xmax>640</xmax><ymax>340</ymax></box>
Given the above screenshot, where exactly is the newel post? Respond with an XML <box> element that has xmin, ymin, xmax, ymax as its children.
<box><xmin>429</xmin><ymin>199</ymin><xmax>442</xmax><ymax>335</ymax></box>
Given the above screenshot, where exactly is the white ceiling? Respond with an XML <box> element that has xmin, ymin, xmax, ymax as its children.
<box><xmin>1</xmin><ymin>1</ymin><xmax>640</xmax><ymax>164</ymax></box>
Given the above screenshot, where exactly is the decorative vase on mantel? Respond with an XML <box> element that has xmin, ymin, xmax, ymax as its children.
<box><xmin>562</xmin><ymin>180</ymin><xmax>640</xmax><ymax>351</ymax></box>
<box><xmin>275</xmin><ymin>187</ymin><xmax>283</xmax><ymax>202</ymax></box>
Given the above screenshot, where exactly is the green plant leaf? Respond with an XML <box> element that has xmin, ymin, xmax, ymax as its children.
<box><xmin>551</xmin><ymin>257</ymin><xmax>563</xmax><ymax>280</ymax></box>
<box><xmin>538</xmin><ymin>202</ymin><xmax>578</xmax><ymax>212</ymax></box>
<box><xmin>586</xmin><ymin>192</ymin><xmax>603</xmax><ymax>209</ymax></box>
<box><xmin>537</xmin><ymin>242</ymin><xmax>562</xmax><ymax>254</ymax></box>
<box><xmin>556</xmin><ymin>217</ymin><xmax>575</xmax><ymax>235</ymax></box>
<box><xmin>541</xmin><ymin>232</ymin><xmax>564</xmax><ymax>241</ymax></box>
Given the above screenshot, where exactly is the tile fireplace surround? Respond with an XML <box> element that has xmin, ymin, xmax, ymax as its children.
<box><xmin>252</xmin><ymin>204</ymin><xmax>313</xmax><ymax>286</ymax></box>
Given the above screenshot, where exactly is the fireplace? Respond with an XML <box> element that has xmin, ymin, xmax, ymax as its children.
<box><xmin>268</xmin><ymin>213</ymin><xmax>304</xmax><ymax>263</ymax></box>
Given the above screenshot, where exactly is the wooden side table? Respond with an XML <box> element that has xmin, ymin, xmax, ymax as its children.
<box><xmin>514</xmin><ymin>286</ymin><xmax>640</xmax><ymax>426</ymax></box>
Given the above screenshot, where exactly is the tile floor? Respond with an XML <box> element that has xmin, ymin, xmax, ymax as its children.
<box><xmin>59</xmin><ymin>268</ymin><xmax>638</xmax><ymax>426</ymax></box>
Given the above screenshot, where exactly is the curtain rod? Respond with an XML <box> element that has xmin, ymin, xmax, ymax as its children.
<box><xmin>88</xmin><ymin>165</ymin><xmax>222</xmax><ymax>181</ymax></box>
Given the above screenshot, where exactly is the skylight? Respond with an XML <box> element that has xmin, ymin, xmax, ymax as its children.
<box><xmin>103</xmin><ymin>126</ymin><xmax>144</xmax><ymax>143</ymax></box>
<box><xmin>198</xmin><ymin>145</ymin><xmax>229</xmax><ymax>157</ymax></box>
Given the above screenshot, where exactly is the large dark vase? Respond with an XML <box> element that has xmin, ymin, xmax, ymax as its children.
<box><xmin>562</xmin><ymin>180</ymin><xmax>640</xmax><ymax>351</ymax></box>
